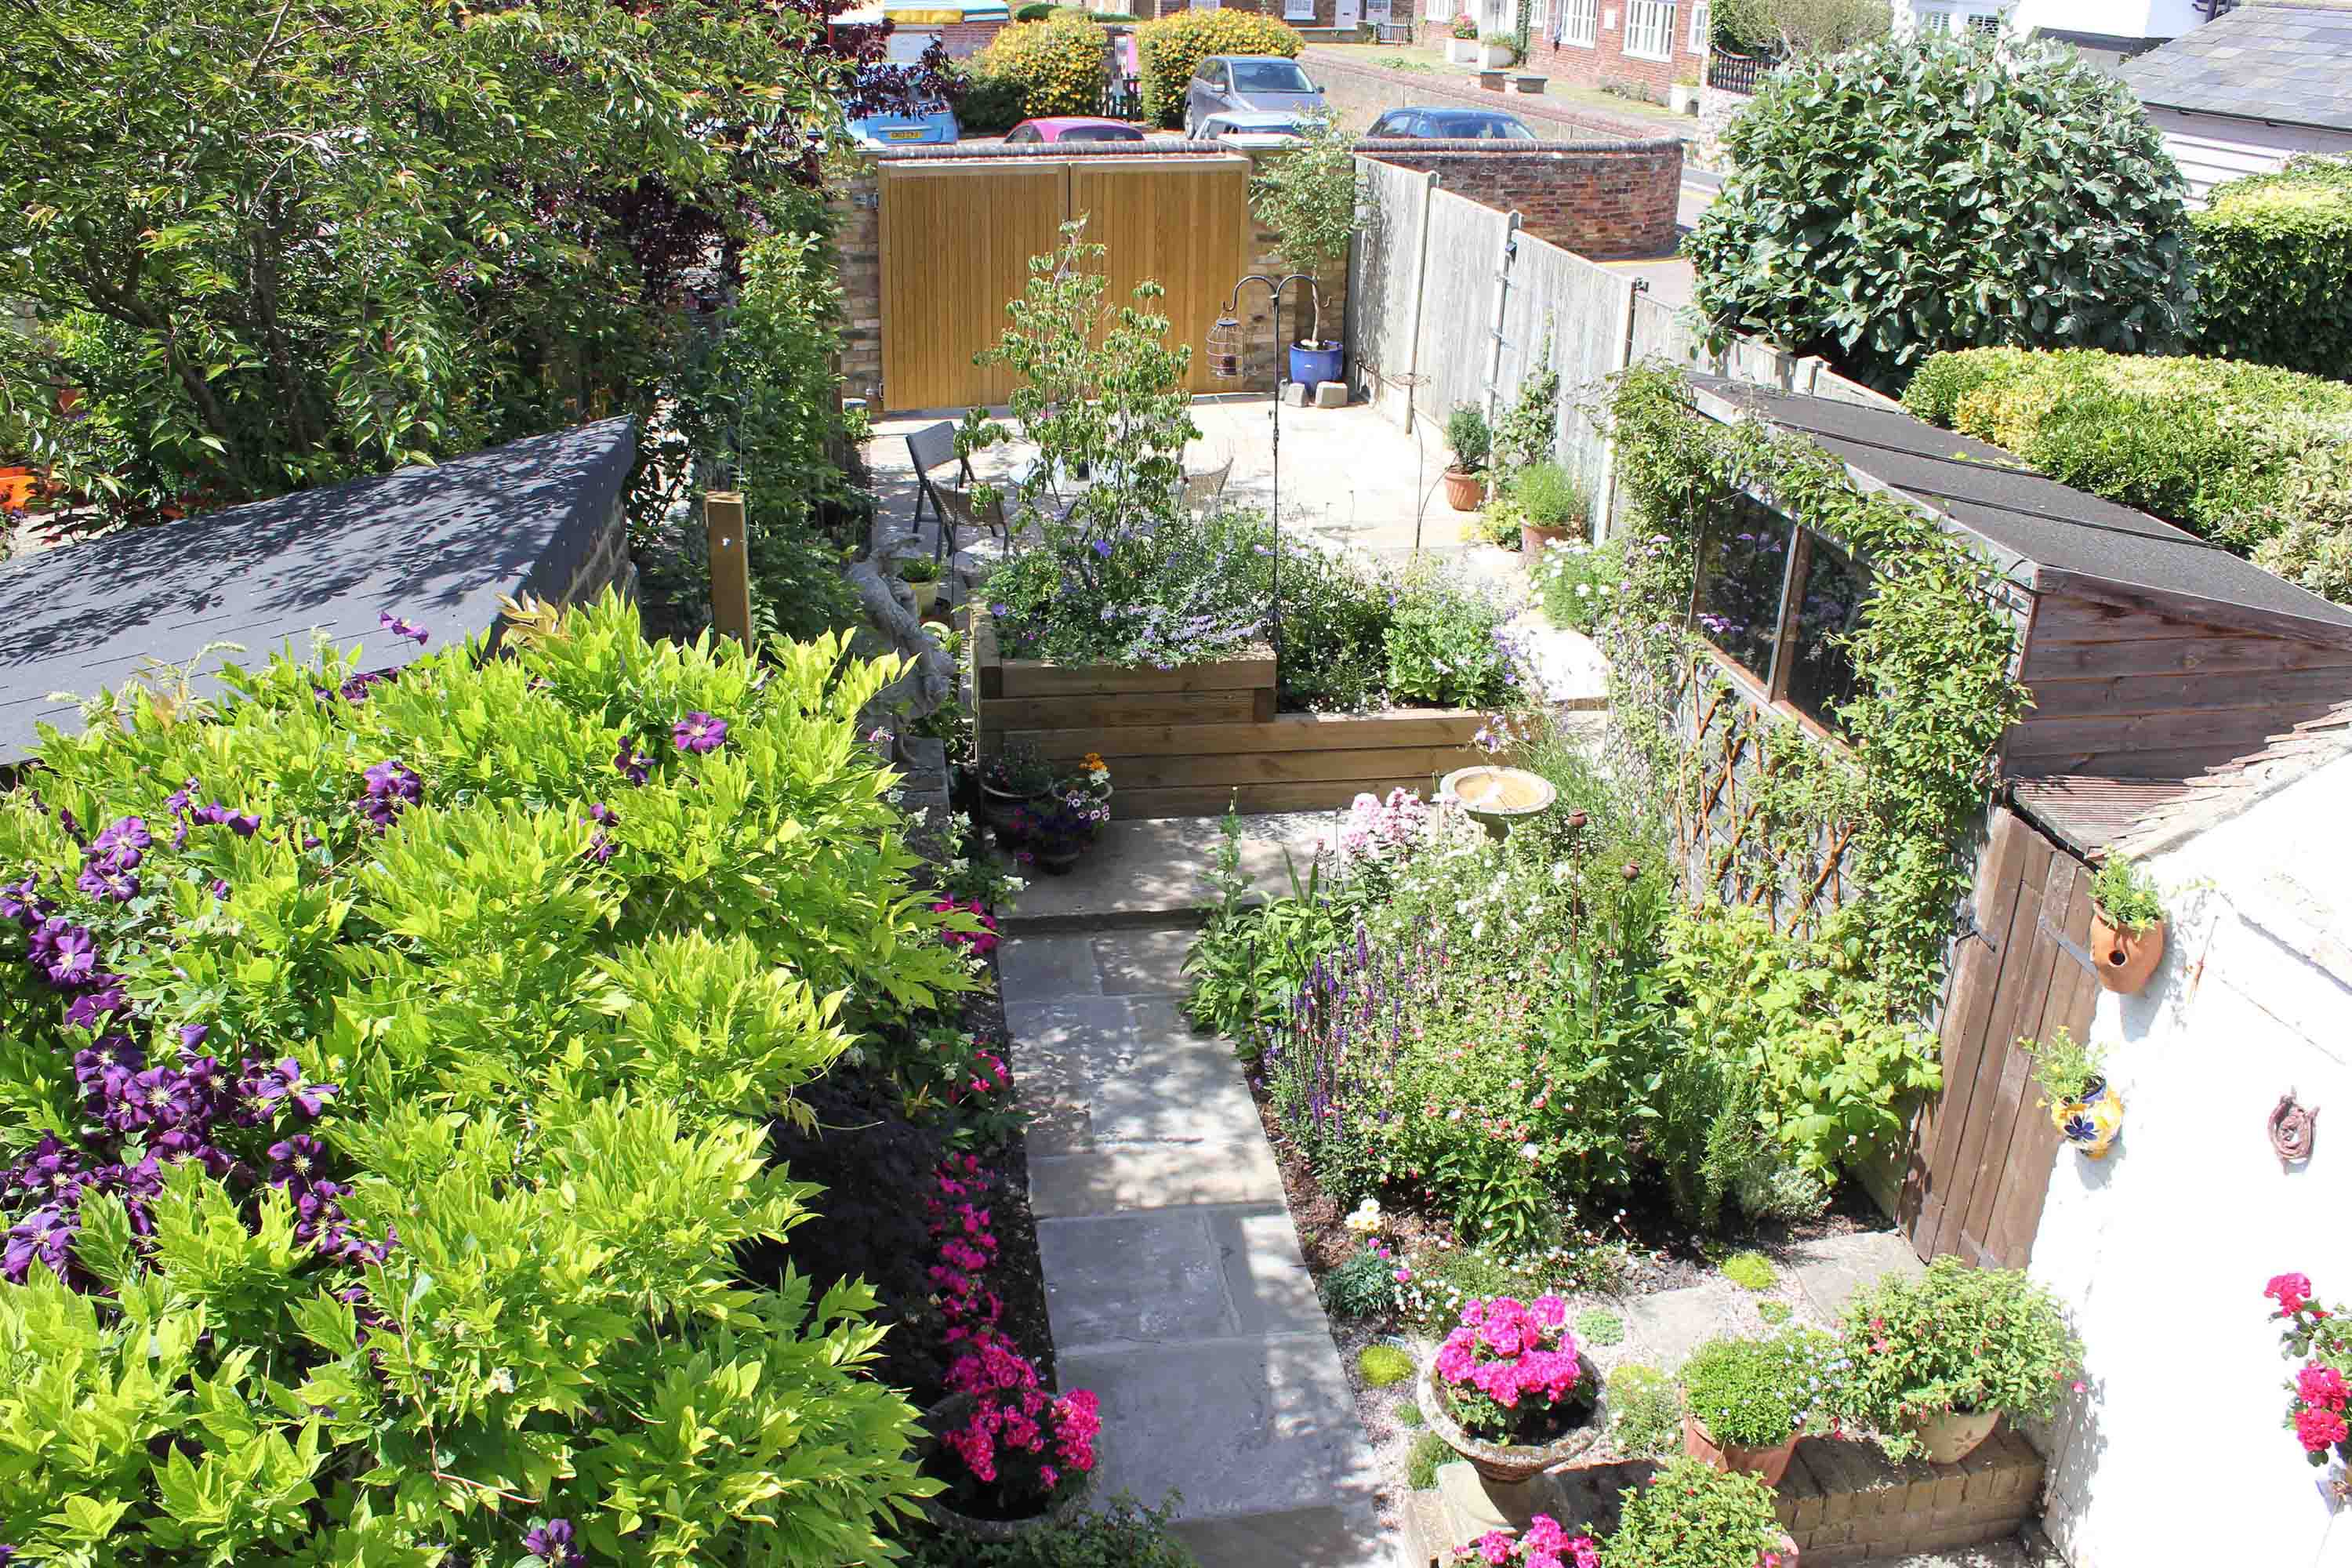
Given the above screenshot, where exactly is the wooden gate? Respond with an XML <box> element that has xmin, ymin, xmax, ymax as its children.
<box><xmin>878</xmin><ymin>155</ymin><xmax>1254</xmax><ymax>412</ymax></box>
<box><xmin>1899</xmin><ymin>807</ymin><xmax>2099</xmax><ymax>1268</ymax></box>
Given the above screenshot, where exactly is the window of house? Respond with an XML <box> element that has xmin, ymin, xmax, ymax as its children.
<box><xmin>1689</xmin><ymin>491</ymin><xmax>1878</xmax><ymax>737</ymax></box>
<box><xmin>1688</xmin><ymin>0</ymin><xmax>1710</xmax><ymax>49</ymax></box>
<box><xmin>1562</xmin><ymin>0</ymin><xmax>1599</xmax><ymax>43</ymax></box>
<box><xmin>1426</xmin><ymin>0</ymin><xmax>1451</xmax><ymax>20</ymax></box>
<box><xmin>1529</xmin><ymin>0</ymin><xmax>1552</xmax><ymax>33</ymax></box>
<box><xmin>1624</xmin><ymin>0</ymin><xmax>1677</xmax><ymax>59</ymax></box>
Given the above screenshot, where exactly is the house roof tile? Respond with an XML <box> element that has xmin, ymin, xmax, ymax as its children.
<box><xmin>2119</xmin><ymin>2</ymin><xmax>2352</xmax><ymax>132</ymax></box>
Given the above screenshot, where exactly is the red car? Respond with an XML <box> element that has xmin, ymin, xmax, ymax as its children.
<box><xmin>1004</xmin><ymin>117</ymin><xmax>1147</xmax><ymax>145</ymax></box>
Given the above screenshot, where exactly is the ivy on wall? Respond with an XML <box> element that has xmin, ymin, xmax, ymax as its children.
<box><xmin>1598</xmin><ymin>365</ymin><xmax>2030</xmax><ymax>1015</ymax></box>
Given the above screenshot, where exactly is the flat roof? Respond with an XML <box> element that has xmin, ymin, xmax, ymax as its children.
<box><xmin>0</xmin><ymin>418</ymin><xmax>634</xmax><ymax>760</ymax></box>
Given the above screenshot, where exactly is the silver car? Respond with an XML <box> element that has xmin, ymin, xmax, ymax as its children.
<box><xmin>1187</xmin><ymin>109</ymin><xmax>1311</xmax><ymax>143</ymax></box>
<box><xmin>1183</xmin><ymin>56</ymin><xmax>1325</xmax><ymax>136</ymax></box>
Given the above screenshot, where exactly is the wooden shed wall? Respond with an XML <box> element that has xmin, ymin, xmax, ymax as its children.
<box><xmin>2006</xmin><ymin>572</ymin><xmax>2352</xmax><ymax>781</ymax></box>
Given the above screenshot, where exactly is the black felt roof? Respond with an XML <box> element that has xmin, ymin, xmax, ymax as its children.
<box><xmin>0</xmin><ymin>418</ymin><xmax>634</xmax><ymax>760</ymax></box>
<box><xmin>1686</xmin><ymin>376</ymin><xmax>2352</xmax><ymax>640</ymax></box>
<box><xmin>2118</xmin><ymin>0</ymin><xmax>2352</xmax><ymax>133</ymax></box>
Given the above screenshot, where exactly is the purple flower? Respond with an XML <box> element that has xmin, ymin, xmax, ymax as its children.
<box><xmin>583</xmin><ymin>803</ymin><xmax>617</xmax><ymax>865</ymax></box>
<box><xmin>74</xmin><ymin>862</ymin><xmax>139</xmax><ymax>902</ymax></box>
<box><xmin>269</xmin><ymin>1134</ymin><xmax>328</xmax><ymax>1184</ymax></box>
<box><xmin>63</xmin><ymin>977</ymin><xmax>127</xmax><ymax>1031</ymax></box>
<box><xmin>31</xmin><ymin>920</ymin><xmax>96</xmax><ymax>988</ymax></box>
<box><xmin>2</xmin><ymin>1206</ymin><xmax>76</xmax><ymax>1285</ymax></box>
<box><xmin>1091</xmin><ymin>538</ymin><xmax>1114</xmax><ymax>558</ymax></box>
<box><xmin>672</xmin><ymin>712</ymin><xmax>728</xmax><ymax>754</ymax></box>
<box><xmin>210</xmin><ymin>879</ymin><xmax>231</xmax><ymax>902</ymax></box>
<box><xmin>242</xmin><ymin>1058</ymin><xmax>338</xmax><ymax>1120</ymax></box>
<box><xmin>379</xmin><ymin>609</ymin><xmax>430</xmax><ymax>647</ymax></box>
<box><xmin>360</xmin><ymin>761</ymin><xmax>423</xmax><ymax>827</ymax></box>
<box><xmin>89</xmin><ymin>816</ymin><xmax>149</xmax><ymax>871</ymax></box>
<box><xmin>180</xmin><ymin>1023</ymin><xmax>209</xmax><ymax>1051</ymax></box>
<box><xmin>523</xmin><ymin>1519</ymin><xmax>578</xmax><ymax>1566</ymax></box>
<box><xmin>0</xmin><ymin>877</ymin><xmax>46</xmax><ymax>928</ymax></box>
<box><xmin>613</xmin><ymin>739</ymin><xmax>652</xmax><ymax>785</ymax></box>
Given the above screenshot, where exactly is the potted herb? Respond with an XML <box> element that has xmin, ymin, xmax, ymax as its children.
<box><xmin>1606</xmin><ymin>1458</ymin><xmax>1794</xmax><ymax>1568</ymax></box>
<box><xmin>898</xmin><ymin>554</ymin><xmax>945</xmax><ymax>616</ymax></box>
<box><xmin>1249</xmin><ymin>114</ymin><xmax>1361</xmax><ymax>390</ymax></box>
<box><xmin>1417</xmin><ymin>1294</ymin><xmax>1604</xmax><ymax>1483</ymax></box>
<box><xmin>2027</xmin><ymin>1025</ymin><xmax>2123</xmax><ymax>1159</ymax></box>
<box><xmin>2088</xmin><ymin>848</ymin><xmax>2165</xmax><ymax>993</ymax></box>
<box><xmin>1838</xmin><ymin>1257</ymin><xmax>2083</xmax><ymax>1465</ymax></box>
<box><xmin>1479</xmin><ymin>31</ymin><xmax>1519</xmax><ymax>67</ymax></box>
<box><xmin>979</xmin><ymin>739</ymin><xmax>1057</xmax><ymax>845</ymax></box>
<box><xmin>1449</xmin><ymin>14</ymin><xmax>1481</xmax><ymax>62</ymax></box>
<box><xmin>1007</xmin><ymin>754</ymin><xmax>1114</xmax><ymax>873</ymax></box>
<box><xmin>1513</xmin><ymin>460</ymin><xmax>1586</xmax><ymax>556</ymax></box>
<box><xmin>1443</xmin><ymin>404</ymin><xmax>1491</xmax><ymax>512</ymax></box>
<box><xmin>1679</xmin><ymin>1330</ymin><xmax>1840</xmax><ymax>1486</ymax></box>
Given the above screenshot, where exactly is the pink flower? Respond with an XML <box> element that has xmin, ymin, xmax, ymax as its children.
<box><xmin>1396</xmin><ymin>1268</ymin><xmax>1412</xmax><ymax>1283</ymax></box>
<box><xmin>2268</xmin><ymin>1272</ymin><xmax>2317</xmax><ymax>1316</ymax></box>
<box><xmin>2297</xmin><ymin>1406</ymin><xmax>2349</xmax><ymax>1453</ymax></box>
<box><xmin>2300</xmin><ymin>1364</ymin><xmax>2350</xmax><ymax>1411</ymax></box>
<box><xmin>1475</xmin><ymin>1532</ymin><xmax>1515</xmax><ymax>1565</ymax></box>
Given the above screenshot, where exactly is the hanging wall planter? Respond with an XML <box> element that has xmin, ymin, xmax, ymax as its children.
<box><xmin>2052</xmin><ymin>1073</ymin><xmax>2125</xmax><ymax>1160</ymax></box>
<box><xmin>2088</xmin><ymin>908</ymin><xmax>2165</xmax><ymax>993</ymax></box>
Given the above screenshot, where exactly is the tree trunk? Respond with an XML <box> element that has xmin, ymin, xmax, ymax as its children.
<box><xmin>844</xmin><ymin>505</ymin><xmax>955</xmax><ymax>731</ymax></box>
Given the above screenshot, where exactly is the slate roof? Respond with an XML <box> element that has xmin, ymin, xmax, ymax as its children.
<box><xmin>1685</xmin><ymin>376</ymin><xmax>2352</xmax><ymax>644</ymax></box>
<box><xmin>2118</xmin><ymin>0</ymin><xmax>2352</xmax><ymax>134</ymax></box>
<box><xmin>0</xmin><ymin>418</ymin><xmax>634</xmax><ymax>761</ymax></box>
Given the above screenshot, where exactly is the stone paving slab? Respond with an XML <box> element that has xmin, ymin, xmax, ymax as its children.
<box><xmin>1058</xmin><ymin>1334</ymin><xmax>1383</xmax><ymax>1523</ymax></box>
<box><xmin>1790</xmin><ymin>1230</ymin><xmax>1926</xmax><ymax>1321</ymax></box>
<box><xmin>1000</xmin><ymin>813</ymin><xmax>1337</xmax><ymax>932</ymax></box>
<box><xmin>1027</xmin><ymin>1138</ymin><xmax>1288</xmax><ymax>1218</ymax></box>
<box><xmin>1093</xmin><ymin>927</ymin><xmax>1193</xmax><ymax>996</ymax></box>
<box><xmin>1174</xmin><ymin>1504</ymin><xmax>1397</xmax><ymax>1568</ymax></box>
<box><xmin>1620</xmin><ymin>1279</ymin><xmax>1736</xmax><ymax>1372</ymax></box>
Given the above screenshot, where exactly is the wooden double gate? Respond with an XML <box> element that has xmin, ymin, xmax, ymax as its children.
<box><xmin>1900</xmin><ymin>806</ymin><xmax>2100</xmax><ymax>1269</ymax></box>
<box><xmin>877</xmin><ymin>154</ymin><xmax>1254</xmax><ymax>412</ymax></box>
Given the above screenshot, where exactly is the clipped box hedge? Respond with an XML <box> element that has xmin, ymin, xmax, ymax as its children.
<box><xmin>2190</xmin><ymin>156</ymin><xmax>2352</xmax><ymax>384</ymax></box>
<box><xmin>1903</xmin><ymin>347</ymin><xmax>2352</xmax><ymax>604</ymax></box>
<box><xmin>1135</xmin><ymin>9</ymin><xmax>1300</xmax><ymax>128</ymax></box>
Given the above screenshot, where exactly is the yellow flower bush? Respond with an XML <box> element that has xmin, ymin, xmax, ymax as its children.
<box><xmin>975</xmin><ymin>13</ymin><xmax>1111</xmax><ymax>118</ymax></box>
<box><xmin>1136</xmin><ymin>9</ymin><xmax>1301</xmax><ymax>127</ymax></box>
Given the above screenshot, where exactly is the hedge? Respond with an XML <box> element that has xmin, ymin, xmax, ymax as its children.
<box><xmin>954</xmin><ymin>64</ymin><xmax>1029</xmax><ymax>133</ymax></box>
<box><xmin>974</xmin><ymin>12</ymin><xmax>1109</xmax><ymax>118</ymax></box>
<box><xmin>1136</xmin><ymin>9</ymin><xmax>1300</xmax><ymax>128</ymax></box>
<box><xmin>1904</xmin><ymin>347</ymin><xmax>2352</xmax><ymax>604</ymax></box>
<box><xmin>0</xmin><ymin>596</ymin><xmax>972</xmax><ymax>1563</ymax></box>
<box><xmin>2190</xmin><ymin>156</ymin><xmax>2352</xmax><ymax>383</ymax></box>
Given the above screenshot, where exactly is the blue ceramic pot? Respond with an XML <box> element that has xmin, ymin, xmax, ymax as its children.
<box><xmin>1288</xmin><ymin>342</ymin><xmax>1343</xmax><ymax>388</ymax></box>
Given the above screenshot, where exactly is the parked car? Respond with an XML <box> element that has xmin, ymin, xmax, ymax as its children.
<box><xmin>1365</xmin><ymin>107</ymin><xmax>1538</xmax><ymax>140</ymax></box>
<box><xmin>846</xmin><ymin>67</ymin><xmax>961</xmax><ymax>147</ymax></box>
<box><xmin>1187</xmin><ymin>110</ymin><xmax>1310</xmax><ymax>143</ymax></box>
<box><xmin>1183</xmin><ymin>56</ymin><xmax>1325</xmax><ymax>135</ymax></box>
<box><xmin>1004</xmin><ymin>117</ymin><xmax>1149</xmax><ymax>144</ymax></box>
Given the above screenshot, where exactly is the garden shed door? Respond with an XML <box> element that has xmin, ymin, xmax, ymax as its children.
<box><xmin>1899</xmin><ymin>807</ymin><xmax>2099</xmax><ymax>1269</ymax></box>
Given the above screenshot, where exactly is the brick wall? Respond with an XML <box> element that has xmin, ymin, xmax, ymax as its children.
<box><xmin>1415</xmin><ymin>5</ymin><xmax>1708</xmax><ymax>97</ymax></box>
<box><xmin>1361</xmin><ymin>138</ymin><xmax>1680</xmax><ymax>256</ymax></box>
<box><xmin>939</xmin><ymin>19</ymin><xmax>1007</xmax><ymax>56</ymax></box>
<box><xmin>1305</xmin><ymin>45</ymin><xmax>1670</xmax><ymax>140</ymax></box>
<box><xmin>557</xmin><ymin>496</ymin><xmax>637</xmax><ymax>605</ymax></box>
<box><xmin>832</xmin><ymin>165</ymin><xmax>884</xmax><ymax>408</ymax></box>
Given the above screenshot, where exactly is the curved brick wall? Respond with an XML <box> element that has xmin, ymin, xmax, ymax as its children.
<box><xmin>1356</xmin><ymin>137</ymin><xmax>1682</xmax><ymax>259</ymax></box>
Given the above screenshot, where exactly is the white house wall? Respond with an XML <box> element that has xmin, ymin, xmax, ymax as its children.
<box><xmin>2147</xmin><ymin>104</ymin><xmax>2352</xmax><ymax>203</ymax></box>
<box><xmin>2029</xmin><ymin>750</ymin><xmax>2352</xmax><ymax>1568</ymax></box>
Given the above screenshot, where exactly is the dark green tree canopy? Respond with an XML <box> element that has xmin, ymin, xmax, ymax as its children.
<box><xmin>1686</xmin><ymin>33</ymin><xmax>2196</xmax><ymax>394</ymax></box>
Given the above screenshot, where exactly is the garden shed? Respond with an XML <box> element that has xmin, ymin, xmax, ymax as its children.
<box><xmin>1658</xmin><ymin>375</ymin><xmax>2352</xmax><ymax>1270</ymax></box>
<box><xmin>0</xmin><ymin>418</ymin><xmax>636</xmax><ymax>760</ymax></box>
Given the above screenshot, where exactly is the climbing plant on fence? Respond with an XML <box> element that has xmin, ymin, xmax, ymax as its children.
<box><xmin>1597</xmin><ymin>365</ymin><xmax>2029</xmax><ymax>1014</ymax></box>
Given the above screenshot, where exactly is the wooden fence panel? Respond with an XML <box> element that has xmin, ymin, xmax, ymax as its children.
<box><xmin>1900</xmin><ymin>808</ymin><xmax>2098</xmax><ymax>1269</ymax></box>
<box><xmin>1069</xmin><ymin>159</ymin><xmax>1254</xmax><ymax>396</ymax></box>
<box><xmin>880</xmin><ymin>163</ymin><xmax>1069</xmax><ymax>412</ymax></box>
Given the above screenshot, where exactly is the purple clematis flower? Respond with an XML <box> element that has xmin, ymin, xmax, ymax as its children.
<box><xmin>672</xmin><ymin>712</ymin><xmax>728</xmax><ymax>754</ymax></box>
<box><xmin>613</xmin><ymin>739</ymin><xmax>652</xmax><ymax>785</ymax></box>
<box><xmin>244</xmin><ymin>1058</ymin><xmax>337</xmax><ymax>1120</ymax></box>
<box><xmin>360</xmin><ymin>761</ymin><xmax>423</xmax><ymax>827</ymax></box>
<box><xmin>523</xmin><ymin>1519</ymin><xmax>578</xmax><ymax>1566</ymax></box>
<box><xmin>379</xmin><ymin>609</ymin><xmax>430</xmax><ymax>647</ymax></box>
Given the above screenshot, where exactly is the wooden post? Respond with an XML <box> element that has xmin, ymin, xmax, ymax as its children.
<box><xmin>705</xmin><ymin>492</ymin><xmax>753</xmax><ymax>648</ymax></box>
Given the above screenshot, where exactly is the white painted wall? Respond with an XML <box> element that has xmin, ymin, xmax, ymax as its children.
<box><xmin>2146</xmin><ymin>105</ymin><xmax>2352</xmax><ymax>203</ymax></box>
<box><xmin>2029</xmin><ymin>750</ymin><xmax>2352</xmax><ymax>1568</ymax></box>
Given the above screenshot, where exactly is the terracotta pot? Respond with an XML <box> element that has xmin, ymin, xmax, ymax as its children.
<box><xmin>1682</xmin><ymin>1411</ymin><xmax>1799</xmax><ymax>1487</ymax></box>
<box><xmin>2088</xmin><ymin>909</ymin><xmax>2164</xmax><ymax>993</ymax></box>
<box><xmin>1905</xmin><ymin>1407</ymin><xmax>2001</xmax><ymax>1465</ymax></box>
<box><xmin>920</xmin><ymin>1392</ymin><xmax>1093</xmax><ymax>1541</ymax></box>
<box><xmin>1443</xmin><ymin>466</ymin><xmax>1487</xmax><ymax>512</ymax></box>
<box><xmin>0</xmin><ymin>466</ymin><xmax>36</xmax><ymax>510</ymax></box>
<box><xmin>1521</xmin><ymin>520</ymin><xmax>1576</xmax><ymax>556</ymax></box>
<box><xmin>2051</xmin><ymin>1074</ymin><xmax>2125</xmax><ymax>1160</ymax></box>
<box><xmin>1417</xmin><ymin>1357</ymin><xmax>1606</xmax><ymax>1484</ymax></box>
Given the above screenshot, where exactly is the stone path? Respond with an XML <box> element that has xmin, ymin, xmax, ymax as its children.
<box><xmin>1000</xmin><ymin>925</ymin><xmax>1393</xmax><ymax>1568</ymax></box>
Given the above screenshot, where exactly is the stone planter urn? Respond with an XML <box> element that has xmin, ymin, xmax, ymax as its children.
<box><xmin>921</xmin><ymin>1392</ymin><xmax>1095</xmax><ymax>1540</ymax></box>
<box><xmin>1443</xmin><ymin>466</ymin><xmax>1488</xmax><ymax>510</ymax></box>
<box><xmin>1682</xmin><ymin>1412</ymin><xmax>1800</xmax><ymax>1487</ymax></box>
<box><xmin>979</xmin><ymin>779</ymin><xmax>1044</xmax><ymax>846</ymax></box>
<box><xmin>1511</xmin><ymin>72</ymin><xmax>1548</xmax><ymax>93</ymax></box>
<box><xmin>1479</xmin><ymin>38</ymin><xmax>1516</xmax><ymax>66</ymax></box>
<box><xmin>1447</xmin><ymin>34</ymin><xmax>1481</xmax><ymax>62</ymax></box>
<box><xmin>1905</xmin><ymin>1407</ymin><xmax>2002</xmax><ymax>1466</ymax></box>
<box><xmin>1417</xmin><ymin>1359</ymin><xmax>1606</xmax><ymax>1484</ymax></box>
<box><xmin>1441</xmin><ymin>765</ymin><xmax>1556</xmax><ymax>838</ymax></box>
<box><xmin>2088</xmin><ymin>908</ymin><xmax>2164</xmax><ymax>993</ymax></box>
<box><xmin>1670</xmin><ymin>82</ymin><xmax>1700</xmax><ymax>113</ymax></box>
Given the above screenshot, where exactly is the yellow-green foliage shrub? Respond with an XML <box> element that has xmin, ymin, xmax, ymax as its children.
<box><xmin>1136</xmin><ymin>9</ymin><xmax>1301</xmax><ymax>127</ymax></box>
<box><xmin>2191</xmin><ymin>156</ymin><xmax>2352</xmax><ymax>383</ymax></box>
<box><xmin>1903</xmin><ymin>347</ymin><xmax>2352</xmax><ymax>602</ymax></box>
<box><xmin>975</xmin><ymin>12</ymin><xmax>1109</xmax><ymax>118</ymax></box>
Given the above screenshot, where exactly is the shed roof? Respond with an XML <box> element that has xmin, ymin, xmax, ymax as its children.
<box><xmin>0</xmin><ymin>418</ymin><xmax>634</xmax><ymax>762</ymax></box>
<box><xmin>2117</xmin><ymin>0</ymin><xmax>2352</xmax><ymax>135</ymax></box>
<box><xmin>1685</xmin><ymin>376</ymin><xmax>2352</xmax><ymax>644</ymax></box>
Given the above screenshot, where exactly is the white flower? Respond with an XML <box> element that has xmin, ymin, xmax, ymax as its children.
<box><xmin>1344</xmin><ymin>1198</ymin><xmax>1384</xmax><ymax>1235</ymax></box>
<box><xmin>1003</xmin><ymin>876</ymin><xmax>1029</xmax><ymax>893</ymax></box>
<box><xmin>1576</xmin><ymin>584</ymin><xmax>1592</xmax><ymax>597</ymax></box>
<box><xmin>1521</xmin><ymin>1142</ymin><xmax>1541</xmax><ymax>1162</ymax></box>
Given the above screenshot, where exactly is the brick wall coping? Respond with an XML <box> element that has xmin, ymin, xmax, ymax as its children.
<box><xmin>1354</xmin><ymin>136</ymin><xmax>1681</xmax><ymax>155</ymax></box>
<box><xmin>871</xmin><ymin>140</ymin><xmax>1239</xmax><ymax>160</ymax></box>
